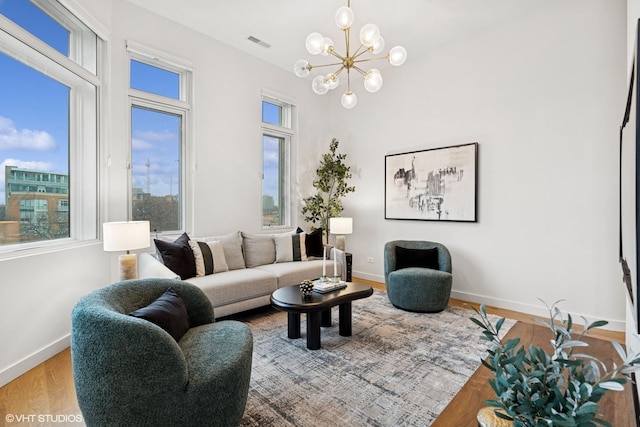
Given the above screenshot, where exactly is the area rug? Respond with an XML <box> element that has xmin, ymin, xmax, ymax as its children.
<box><xmin>233</xmin><ymin>290</ymin><xmax>514</xmax><ymax>427</ymax></box>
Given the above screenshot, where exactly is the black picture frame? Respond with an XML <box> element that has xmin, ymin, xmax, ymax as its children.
<box><xmin>384</xmin><ymin>142</ymin><xmax>478</xmax><ymax>222</ymax></box>
<box><xmin>620</xmin><ymin>23</ymin><xmax>640</xmax><ymax>334</ymax></box>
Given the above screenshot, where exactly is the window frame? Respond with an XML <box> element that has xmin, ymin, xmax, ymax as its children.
<box><xmin>126</xmin><ymin>43</ymin><xmax>193</xmax><ymax>234</ymax></box>
<box><xmin>0</xmin><ymin>1</ymin><xmax>101</xmax><ymax>256</ymax></box>
<box><xmin>261</xmin><ymin>93</ymin><xmax>296</xmax><ymax>229</ymax></box>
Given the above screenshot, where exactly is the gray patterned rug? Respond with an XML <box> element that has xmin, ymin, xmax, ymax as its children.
<box><xmin>233</xmin><ymin>290</ymin><xmax>514</xmax><ymax>426</ymax></box>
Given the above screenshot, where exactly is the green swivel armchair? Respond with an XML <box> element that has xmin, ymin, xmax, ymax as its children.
<box><xmin>384</xmin><ymin>240</ymin><xmax>453</xmax><ymax>312</ymax></box>
<box><xmin>71</xmin><ymin>278</ymin><xmax>253</xmax><ymax>427</ymax></box>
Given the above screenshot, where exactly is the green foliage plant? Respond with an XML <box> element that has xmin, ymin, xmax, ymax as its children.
<box><xmin>471</xmin><ymin>300</ymin><xmax>640</xmax><ymax>427</ymax></box>
<box><xmin>301</xmin><ymin>138</ymin><xmax>355</xmax><ymax>242</ymax></box>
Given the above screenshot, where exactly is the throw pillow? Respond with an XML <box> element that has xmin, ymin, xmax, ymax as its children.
<box><xmin>129</xmin><ymin>288</ymin><xmax>190</xmax><ymax>342</ymax></box>
<box><xmin>304</xmin><ymin>227</ymin><xmax>324</xmax><ymax>258</ymax></box>
<box><xmin>241</xmin><ymin>232</ymin><xmax>277</xmax><ymax>267</ymax></box>
<box><xmin>188</xmin><ymin>240</ymin><xmax>229</xmax><ymax>276</ymax></box>
<box><xmin>274</xmin><ymin>233</ymin><xmax>307</xmax><ymax>263</ymax></box>
<box><xmin>203</xmin><ymin>231</ymin><xmax>245</xmax><ymax>270</ymax></box>
<box><xmin>154</xmin><ymin>233</ymin><xmax>196</xmax><ymax>280</ymax></box>
<box><xmin>395</xmin><ymin>246</ymin><xmax>440</xmax><ymax>271</ymax></box>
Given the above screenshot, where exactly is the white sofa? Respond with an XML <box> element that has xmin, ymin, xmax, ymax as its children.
<box><xmin>138</xmin><ymin>230</ymin><xmax>346</xmax><ymax>318</ymax></box>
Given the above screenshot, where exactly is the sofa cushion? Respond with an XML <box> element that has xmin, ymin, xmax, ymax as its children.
<box><xmin>186</xmin><ymin>268</ymin><xmax>278</xmax><ymax>308</ymax></box>
<box><xmin>395</xmin><ymin>246</ymin><xmax>439</xmax><ymax>270</ymax></box>
<box><xmin>129</xmin><ymin>287</ymin><xmax>190</xmax><ymax>342</ymax></box>
<box><xmin>189</xmin><ymin>240</ymin><xmax>229</xmax><ymax>276</ymax></box>
<box><xmin>202</xmin><ymin>232</ymin><xmax>245</xmax><ymax>271</ymax></box>
<box><xmin>241</xmin><ymin>232</ymin><xmax>276</xmax><ymax>268</ymax></box>
<box><xmin>255</xmin><ymin>259</ymin><xmax>335</xmax><ymax>288</ymax></box>
<box><xmin>154</xmin><ymin>233</ymin><xmax>196</xmax><ymax>280</ymax></box>
<box><xmin>274</xmin><ymin>233</ymin><xmax>307</xmax><ymax>263</ymax></box>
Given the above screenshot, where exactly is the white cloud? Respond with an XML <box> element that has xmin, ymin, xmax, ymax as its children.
<box><xmin>132</xmin><ymin>138</ymin><xmax>156</xmax><ymax>151</ymax></box>
<box><xmin>0</xmin><ymin>116</ymin><xmax>57</xmax><ymax>151</ymax></box>
<box><xmin>135</xmin><ymin>130</ymin><xmax>175</xmax><ymax>142</ymax></box>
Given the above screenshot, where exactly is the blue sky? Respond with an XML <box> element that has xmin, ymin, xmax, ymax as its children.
<box><xmin>0</xmin><ymin>0</ymin><xmax>279</xmax><ymax>205</ymax></box>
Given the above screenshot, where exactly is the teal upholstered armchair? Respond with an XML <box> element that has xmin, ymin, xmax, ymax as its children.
<box><xmin>71</xmin><ymin>278</ymin><xmax>253</xmax><ymax>427</ymax></box>
<box><xmin>384</xmin><ymin>240</ymin><xmax>453</xmax><ymax>312</ymax></box>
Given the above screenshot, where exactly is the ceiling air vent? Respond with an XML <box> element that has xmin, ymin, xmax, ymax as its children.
<box><xmin>248</xmin><ymin>36</ymin><xmax>271</xmax><ymax>49</ymax></box>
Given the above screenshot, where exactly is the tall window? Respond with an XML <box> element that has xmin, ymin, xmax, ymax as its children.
<box><xmin>0</xmin><ymin>0</ymin><xmax>99</xmax><ymax>249</ymax></box>
<box><xmin>262</xmin><ymin>95</ymin><xmax>294</xmax><ymax>228</ymax></box>
<box><xmin>128</xmin><ymin>45</ymin><xmax>191</xmax><ymax>233</ymax></box>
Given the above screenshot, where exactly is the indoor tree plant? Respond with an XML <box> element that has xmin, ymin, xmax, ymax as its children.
<box><xmin>471</xmin><ymin>300</ymin><xmax>640</xmax><ymax>427</ymax></box>
<box><xmin>302</xmin><ymin>138</ymin><xmax>355</xmax><ymax>243</ymax></box>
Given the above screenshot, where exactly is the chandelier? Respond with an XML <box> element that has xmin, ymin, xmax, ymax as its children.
<box><xmin>293</xmin><ymin>0</ymin><xmax>407</xmax><ymax>109</ymax></box>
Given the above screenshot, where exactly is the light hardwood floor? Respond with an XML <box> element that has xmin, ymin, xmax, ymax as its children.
<box><xmin>0</xmin><ymin>278</ymin><xmax>625</xmax><ymax>425</ymax></box>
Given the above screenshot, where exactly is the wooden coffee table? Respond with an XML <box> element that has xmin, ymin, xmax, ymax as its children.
<box><xmin>270</xmin><ymin>282</ymin><xmax>373</xmax><ymax>350</ymax></box>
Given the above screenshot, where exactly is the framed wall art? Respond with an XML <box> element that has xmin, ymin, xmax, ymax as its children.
<box><xmin>385</xmin><ymin>142</ymin><xmax>478</xmax><ymax>222</ymax></box>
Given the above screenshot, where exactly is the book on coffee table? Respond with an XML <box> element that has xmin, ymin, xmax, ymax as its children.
<box><xmin>312</xmin><ymin>280</ymin><xmax>348</xmax><ymax>293</ymax></box>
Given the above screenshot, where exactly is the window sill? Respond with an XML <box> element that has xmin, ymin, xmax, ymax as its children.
<box><xmin>0</xmin><ymin>239</ymin><xmax>102</xmax><ymax>261</ymax></box>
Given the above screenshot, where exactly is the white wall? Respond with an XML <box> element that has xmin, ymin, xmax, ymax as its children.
<box><xmin>303</xmin><ymin>0</ymin><xmax>628</xmax><ymax>328</ymax></box>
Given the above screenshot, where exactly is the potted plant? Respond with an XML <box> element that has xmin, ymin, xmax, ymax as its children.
<box><xmin>471</xmin><ymin>300</ymin><xmax>640</xmax><ymax>427</ymax></box>
<box><xmin>301</xmin><ymin>138</ymin><xmax>355</xmax><ymax>243</ymax></box>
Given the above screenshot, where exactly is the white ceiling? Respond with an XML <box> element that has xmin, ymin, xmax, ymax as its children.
<box><xmin>124</xmin><ymin>0</ymin><xmax>555</xmax><ymax>75</ymax></box>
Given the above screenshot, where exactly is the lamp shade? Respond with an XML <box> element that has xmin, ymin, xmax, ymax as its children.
<box><xmin>103</xmin><ymin>221</ymin><xmax>150</xmax><ymax>252</ymax></box>
<box><xmin>329</xmin><ymin>217</ymin><xmax>353</xmax><ymax>235</ymax></box>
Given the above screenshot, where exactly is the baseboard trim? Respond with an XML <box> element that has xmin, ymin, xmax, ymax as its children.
<box><xmin>352</xmin><ymin>271</ymin><xmax>384</xmax><ymax>284</ymax></box>
<box><xmin>451</xmin><ymin>290</ymin><xmax>625</xmax><ymax>332</ymax></box>
<box><xmin>0</xmin><ymin>335</ymin><xmax>70</xmax><ymax>388</ymax></box>
<box><xmin>352</xmin><ymin>271</ymin><xmax>626</xmax><ymax>332</ymax></box>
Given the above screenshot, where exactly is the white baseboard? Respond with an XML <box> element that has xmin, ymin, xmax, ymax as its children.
<box><xmin>0</xmin><ymin>335</ymin><xmax>70</xmax><ymax>388</ymax></box>
<box><xmin>353</xmin><ymin>270</ymin><xmax>384</xmax><ymax>283</ymax></box>
<box><xmin>451</xmin><ymin>290</ymin><xmax>626</xmax><ymax>332</ymax></box>
<box><xmin>352</xmin><ymin>271</ymin><xmax>626</xmax><ymax>333</ymax></box>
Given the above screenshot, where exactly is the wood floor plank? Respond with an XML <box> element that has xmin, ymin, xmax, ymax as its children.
<box><xmin>45</xmin><ymin>349</ymin><xmax>80</xmax><ymax>416</ymax></box>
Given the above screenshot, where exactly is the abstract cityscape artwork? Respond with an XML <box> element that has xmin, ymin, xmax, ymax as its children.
<box><xmin>385</xmin><ymin>143</ymin><xmax>478</xmax><ymax>222</ymax></box>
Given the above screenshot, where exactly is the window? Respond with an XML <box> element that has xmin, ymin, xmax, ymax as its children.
<box><xmin>128</xmin><ymin>45</ymin><xmax>192</xmax><ymax>233</ymax></box>
<box><xmin>262</xmin><ymin>96</ymin><xmax>294</xmax><ymax>228</ymax></box>
<box><xmin>0</xmin><ymin>0</ymin><xmax>99</xmax><ymax>250</ymax></box>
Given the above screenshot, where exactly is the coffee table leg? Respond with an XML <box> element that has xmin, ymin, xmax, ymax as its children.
<box><xmin>321</xmin><ymin>308</ymin><xmax>332</xmax><ymax>327</ymax></box>
<box><xmin>339</xmin><ymin>302</ymin><xmax>352</xmax><ymax>336</ymax></box>
<box><xmin>307</xmin><ymin>312</ymin><xmax>321</xmax><ymax>350</ymax></box>
<box><xmin>288</xmin><ymin>312</ymin><xmax>301</xmax><ymax>339</ymax></box>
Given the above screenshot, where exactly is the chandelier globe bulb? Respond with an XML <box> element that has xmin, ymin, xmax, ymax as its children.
<box><xmin>389</xmin><ymin>46</ymin><xmax>407</xmax><ymax>66</ymax></box>
<box><xmin>359</xmin><ymin>23</ymin><xmax>380</xmax><ymax>48</ymax></box>
<box><xmin>294</xmin><ymin>59</ymin><xmax>310</xmax><ymax>78</ymax></box>
<box><xmin>321</xmin><ymin>37</ymin><xmax>334</xmax><ymax>56</ymax></box>
<box><xmin>371</xmin><ymin>36</ymin><xmax>385</xmax><ymax>54</ymax></box>
<box><xmin>306</xmin><ymin>32</ymin><xmax>325</xmax><ymax>55</ymax></box>
<box><xmin>312</xmin><ymin>75</ymin><xmax>329</xmax><ymax>95</ymax></box>
<box><xmin>335</xmin><ymin>6</ymin><xmax>354</xmax><ymax>30</ymax></box>
<box><xmin>364</xmin><ymin>69</ymin><xmax>383</xmax><ymax>92</ymax></box>
<box><xmin>341</xmin><ymin>91</ymin><xmax>358</xmax><ymax>109</ymax></box>
<box><xmin>326</xmin><ymin>73</ymin><xmax>339</xmax><ymax>90</ymax></box>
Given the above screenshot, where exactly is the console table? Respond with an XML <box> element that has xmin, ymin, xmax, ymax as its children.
<box><xmin>433</xmin><ymin>322</ymin><xmax>637</xmax><ymax>426</ymax></box>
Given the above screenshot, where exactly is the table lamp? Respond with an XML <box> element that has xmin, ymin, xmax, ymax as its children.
<box><xmin>329</xmin><ymin>217</ymin><xmax>352</xmax><ymax>252</ymax></box>
<box><xmin>103</xmin><ymin>221</ymin><xmax>150</xmax><ymax>280</ymax></box>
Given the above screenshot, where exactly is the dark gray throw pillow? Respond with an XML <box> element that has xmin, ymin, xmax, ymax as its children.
<box><xmin>129</xmin><ymin>287</ymin><xmax>190</xmax><ymax>342</ymax></box>
<box><xmin>395</xmin><ymin>246</ymin><xmax>439</xmax><ymax>271</ymax></box>
<box><xmin>154</xmin><ymin>232</ymin><xmax>196</xmax><ymax>279</ymax></box>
